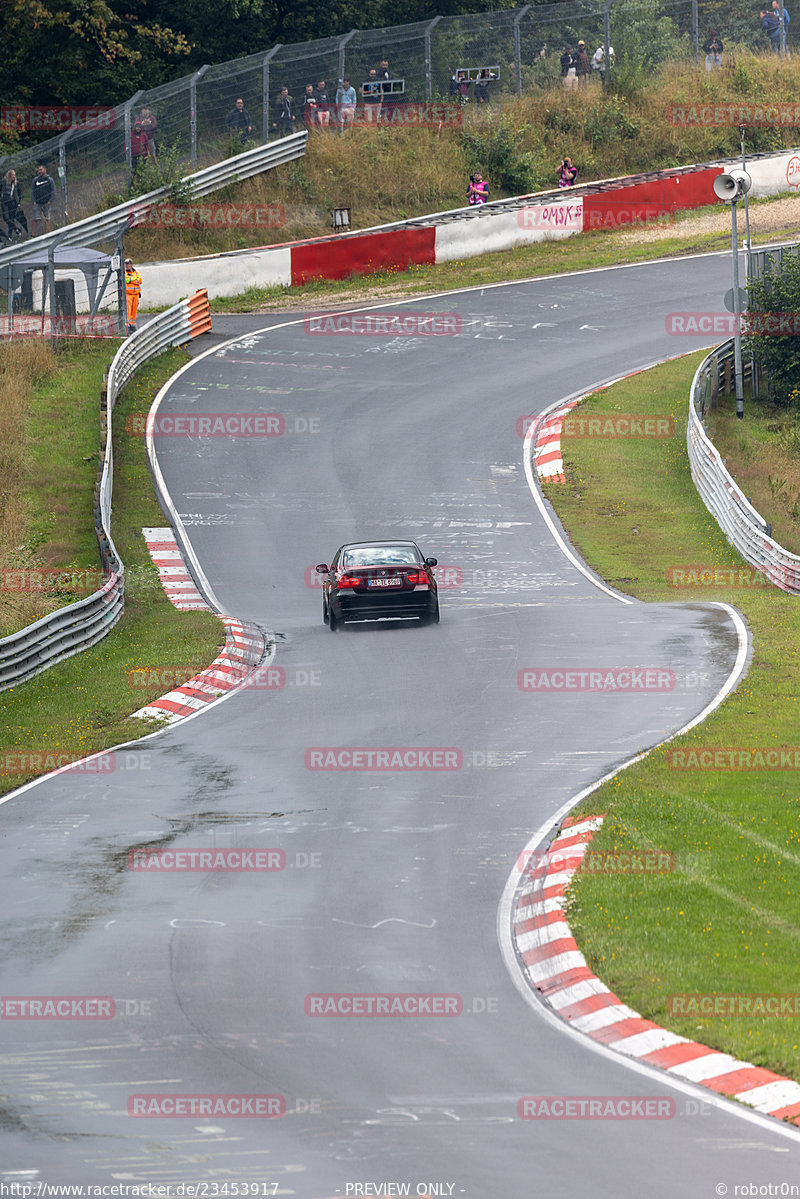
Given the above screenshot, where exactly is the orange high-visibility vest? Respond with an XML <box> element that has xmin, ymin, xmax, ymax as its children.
<box><xmin>125</xmin><ymin>268</ymin><xmax>142</xmax><ymax>326</ymax></box>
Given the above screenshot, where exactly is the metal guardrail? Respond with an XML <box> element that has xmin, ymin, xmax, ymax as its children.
<box><xmin>0</xmin><ymin>292</ymin><xmax>211</xmax><ymax>691</ymax></box>
<box><xmin>0</xmin><ymin>130</ymin><xmax>307</xmax><ymax>276</ymax></box>
<box><xmin>687</xmin><ymin>339</ymin><xmax>800</xmax><ymax>594</ymax></box>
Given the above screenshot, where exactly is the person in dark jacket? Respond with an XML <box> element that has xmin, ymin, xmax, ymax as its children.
<box><xmin>761</xmin><ymin>9</ymin><xmax>782</xmax><ymax>50</ymax></box>
<box><xmin>314</xmin><ymin>81</ymin><xmax>331</xmax><ymax>129</ymax></box>
<box><xmin>225</xmin><ymin>98</ymin><xmax>253</xmax><ymax>145</ymax></box>
<box><xmin>561</xmin><ymin>45</ymin><xmax>578</xmax><ymax>90</ymax></box>
<box><xmin>1</xmin><ymin>170</ymin><xmax>28</xmax><ymax>239</ymax></box>
<box><xmin>703</xmin><ymin>31</ymin><xmax>723</xmax><ymax>69</ymax></box>
<box><xmin>273</xmin><ymin>88</ymin><xmax>296</xmax><ymax>138</ymax></box>
<box><xmin>31</xmin><ymin>164</ymin><xmax>55</xmax><ymax>235</ymax></box>
<box><xmin>575</xmin><ymin>41</ymin><xmax>591</xmax><ymax>87</ymax></box>
<box><xmin>301</xmin><ymin>84</ymin><xmax>319</xmax><ymax>130</ymax></box>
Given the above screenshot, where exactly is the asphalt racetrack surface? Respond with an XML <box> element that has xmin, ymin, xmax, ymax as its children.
<box><xmin>2</xmin><ymin>256</ymin><xmax>798</xmax><ymax>1194</ymax></box>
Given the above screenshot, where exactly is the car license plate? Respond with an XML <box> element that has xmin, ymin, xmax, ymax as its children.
<box><xmin>368</xmin><ymin>577</ymin><xmax>402</xmax><ymax>587</ymax></box>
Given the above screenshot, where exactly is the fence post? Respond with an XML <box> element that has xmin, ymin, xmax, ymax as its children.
<box><xmin>116</xmin><ymin>229</ymin><xmax>126</xmax><ymax>336</ymax></box>
<box><xmin>425</xmin><ymin>16</ymin><xmax>442</xmax><ymax>101</ymax></box>
<box><xmin>603</xmin><ymin>0</ymin><xmax>615</xmax><ymax>88</ymax></box>
<box><xmin>57</xmin><ymin>130</ymin><xmax>72</xmax><ymax>224</ymax></box>
<box><xmin>338</xmin><ymin>30</ymin><xmax>358</xmax><ymax>93</ymax></box>
<box><xmin>190</xmin><ymin>65</ymin><xmax>210</xmax><ymax>168</ymax></box>
<box><xmin>123</xmin><ymin>90</ymin><xmax>144</xmax><ymax>184</ymax></box>
<box><xmin>261</xmin><ymin>45</ymin><xmax>283</xmax><ymax>140</ymax></box>
<box><xmin>514</xmin><ymin>6</ymin><xmax>532</xmax><ymax>97</ymax></box>
<box><xmin>692</xmin><ymin>0</ymin><xmax>699</xmax><ymax>66</ymax></box>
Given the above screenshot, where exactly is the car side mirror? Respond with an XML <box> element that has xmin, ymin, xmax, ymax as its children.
<box><xmin>425</xmin><ymin>557</ymin><xmax>438</xmax><ymax>566</ymax></box>
<box><xmin>315</xmin><ymin>564</ymin><xmax>329</xmax><ymax>574</ymax></box>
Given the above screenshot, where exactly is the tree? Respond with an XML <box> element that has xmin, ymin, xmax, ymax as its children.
<box><xmin>0</xmin><ymin>0</ymin><xmax>191</xmax><ymax>105</ymax></box>
<box><xmin>743</xmin><ymin>252</ymin><xmax>800</xmax><ymax>408</ymax></box>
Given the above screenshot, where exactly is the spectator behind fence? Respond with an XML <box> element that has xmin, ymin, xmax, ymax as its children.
<box><xmin>558</xmin><ymin>156</ymin><xmax>578</xmax><ymax>187</ymax></box>
<box><xmin>703</xmin><ymin>31</ymin><xmax>723</xmax><ymax>69</ymax></box>
<box><xmin>591</xmin><ymin>44</ymin><xmax>615</xmax><ymax>77</ymax></box>
<box><xmin>130</xmin><ymin>122</ymin><xmax>150</xmax><ymax>173</ymax></box>
<box><xmin>273</xmin><ymin>87</ymin><xmax>296</xmax><ymax>138</ymax></box>
<box><xmin>376</xmin><ymin>59</ymin><xmax>398</xmax><ymax>115</ymax></box>
<box><xmin>1</xmin><ymin>169</ymin><xmax>27</xmax><ymax>240</ymax></box>
<box><xmin>225</xmin><ymin>97</ymin><xmax>253</xmax><ymax>145</ymax></box>
<box><xmin>473</xmin><ymin>68</ymin><xmax>492</xmax><ymax>103</ymax></box>
<box><xmin>760</xmin><ymin>8</ymin><xmax>782</xmax><ymax>50</ymax></box>
<box><xmin>314</xmin><ymin>80</ymin><xmax>331</xmax><ymax>128</ymax></box>
<box><xmin>772</xmin><ymin>0</ymin><xmax>790</xmax><ymax>41</ymax></box>
<box><xmin>31</xmin><ymin>164</ymin><xmax>55</xmax><ymax>236</ymax></box>
<box><xmin>301</xmin><ymin>84</ymin><xmax>318</xmax><ymax>129</ymax></box>
<box><xmin>466</xmin><ymin>171</ymin><xmax>489</xmax><ymax>205</ymax></box>
<box><xmin>138</xmin><ymin>108</ymin><xmax>158</xmax><ymax>160</ymax></box>
<box><xmin>561</xmin><ymin>45</ymin><xmax>578</xmax><ymax>90</ymax></box>
<box><xmin>336</xmin><ymin>78</ymin><xmax>357</xmax><ymax>132</ymax></box>
<box><xmin>363</xmin><ymin>69</ymin><xmax>382</xmax><ymax>119</ymax></box>
<box><xmin>575</xmin><ymin>41</ymin><xmax>591</xmax><ymax>86</ymax></box>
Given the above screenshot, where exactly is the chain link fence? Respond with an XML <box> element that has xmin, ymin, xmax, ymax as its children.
<box><xmin>0</xmin><ymin>1</ymin><xmax>712</xmax><ymax>227</ymax></box>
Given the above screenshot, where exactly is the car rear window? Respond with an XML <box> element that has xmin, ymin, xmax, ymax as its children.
<box><xmin>343</xmin><ymin>545</ymin><xmax>422</xmax><ymax>567</ymax></box>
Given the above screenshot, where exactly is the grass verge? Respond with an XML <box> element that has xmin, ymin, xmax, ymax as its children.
<box><xmin>707</xmin><ymin>393</ymin><xmax>800</xmax><ymax>557</ymax></box>
<box><xmin>0</xmin><ymin>347</ymin><xmax>224</xmax><ymax>798</ymax></box>
<box><xmin>545</xmin><ymin>352</ymin><xmax>800</xmax><ymax>1081</ymax></box>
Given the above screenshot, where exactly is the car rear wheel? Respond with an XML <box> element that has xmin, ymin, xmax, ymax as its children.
<box><xmin>328</xmin><ymin>606</ymin><xmax>341</xmax><ymax>631</ymax></box>
<box><xmin>422</xmin><ymin>601</ymin><xmax>439</xmax><ymax>626</ymax></box>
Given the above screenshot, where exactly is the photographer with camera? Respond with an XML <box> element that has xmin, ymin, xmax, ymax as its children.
<box><xmin>467</xmin><ymin>171</ymin><xmax>489</xmax><ymax>205</ymax></box>
<box><xmin>558</xmin><ymin>156</ymin><xmax>578</xmax><ymax>187</ymax></box>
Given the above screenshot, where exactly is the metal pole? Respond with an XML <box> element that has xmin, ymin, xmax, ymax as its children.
<box><xmin>47</xmin><ymin>244</ymin><xmax>56</xmax><ymax>341</ymax></box>
<box><xmin>190</xmin><ymin>65</ymin><xmax>210</xmax><ymax>169</ymax></box>
<box><xmin>123</xmin><ymin>90</ymin><xmax>144</xmax><ymax>185</ymax></box>
<box><xmin>779</xmin><ymin>5</ymin><xmax>787</xmax><ymax>55</ymax></box>
<box><xmin>425</xmin><ymin>16</ymin><xmax>442</xmax><ymax>101</ymax></box>
<box><xmin>116</xmin><ymin>230</ymin><xmax>126</xmax><ymax>336</ymax></box>
<box><xmin>731</xmin><ymin>199</ymin><xmax>744</xmax><ymax>419</ymax></box>
<box><xmin>261</xmin><ymin>45</ymin><xmax>282</xmax><ymax>141</ymax></box>
<box><xmin>740</xmin><ymin>126</ymin><xmax>756</xmax><ymax>399</ymax></box>
<box><xmin>692</xmin><ymin>0</ymin><xmax>699</xmax><ymax>66</ymax></box>
<box><xmin>603</xmin><ymin>0</ymin><xmax>615</xmax><ymax>88</ymax></box>
<box><xmin>513</xmin><ymin>6</ymin><xmax>532</xmax><ymax>98</ymax></box>
<box><xmin>58</xmin><ymin>132</ymin><xmax>69</xmax><ymax>224</ymax></box>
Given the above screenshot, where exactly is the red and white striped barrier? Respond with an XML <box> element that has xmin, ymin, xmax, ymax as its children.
<box><xmin>513</xmin><ymin>815</ymin><xmax>800</xmax><ymax>1126</ymax></box>
<box><xmin>135</xmin><ymin>527</ymin><xmax>265</xmax><ymax>724</ymax></box>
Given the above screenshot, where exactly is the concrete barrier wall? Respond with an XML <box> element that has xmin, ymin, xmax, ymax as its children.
<box><xmin>130</xmin><ymin>147</ymin><xmax>798</xmax><ymax>307</ymax></box>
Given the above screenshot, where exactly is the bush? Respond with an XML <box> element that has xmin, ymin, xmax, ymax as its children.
<box><xmin>460</xmin><ymin>116</ymin><xmax>536</xmax><ymax>195</ymax></box>
<box><xmin>744</xmin><ymin>252</ymin><xmax>800</xmax><ymax>408</ymax></box>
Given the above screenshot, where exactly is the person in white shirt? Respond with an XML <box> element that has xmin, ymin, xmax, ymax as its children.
<box><xmin>591</xmin><ymin>44</ymin><xmax>615</xmax><ymax>78</ymax></box>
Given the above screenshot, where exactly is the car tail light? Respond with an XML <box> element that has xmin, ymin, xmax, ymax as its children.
<box><xmin>405</xmin><ymin>571</ymin><xmax>428</xmax><ymax>585</ymax></box>
<box><xmin>337</xmin><ymin>575</ymin><xmax>360</xmax><ymax>588</ymax></box>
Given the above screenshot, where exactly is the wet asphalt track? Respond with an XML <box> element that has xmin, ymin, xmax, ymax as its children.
<box><xmin>2</xmin><ymin>255</ymin><xmax>800</xmax><ymax>1193</ymax></box>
